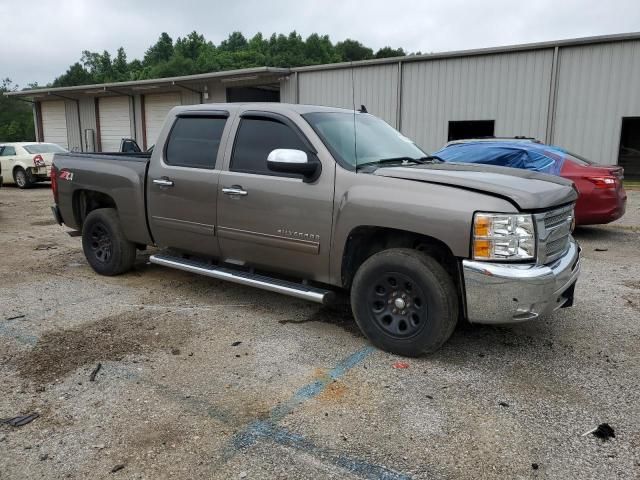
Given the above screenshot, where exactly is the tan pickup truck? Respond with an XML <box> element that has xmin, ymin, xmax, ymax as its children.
<box><xmin>50</xmin><ymin>103</ymin><xmax>581</xmax><ymax>356</ymax></box>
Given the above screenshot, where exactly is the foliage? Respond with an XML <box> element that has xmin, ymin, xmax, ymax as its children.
<box><xmin>0</xmin><ymin>79</ymin><xmax>35</xmax><ymax>142</ymax></box>
<box><xmin>50</xmin><ymin>31</ymin><xmax>411</xmax><ymax>86</ymax></box>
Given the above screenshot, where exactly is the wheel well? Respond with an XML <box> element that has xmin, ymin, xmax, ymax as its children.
<box><xmin>12</xmin><ymin>165</ymin><xmax>25</xmax><ymax>178</ymax></box>
<box><xmin>341</xmin><ymin>226</ymin><xmax>461</xmax><ymax>289</ymax></box>
<box><xmin>73</xmin><ymin>190</ymin><xmax>117</xmax><ymax>227</ymax></box>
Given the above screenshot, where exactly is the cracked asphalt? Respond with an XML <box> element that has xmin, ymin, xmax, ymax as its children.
<box><xmin>0</xmin><ymin>183</ymin><xmax>639</xmax><ymax>479</ymax></box>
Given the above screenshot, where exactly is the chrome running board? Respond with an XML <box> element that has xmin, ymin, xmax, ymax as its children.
<box><xmin>149</xmin><ymin>253</ymin><xmax>334</xmax><ymax>305</ymax></box>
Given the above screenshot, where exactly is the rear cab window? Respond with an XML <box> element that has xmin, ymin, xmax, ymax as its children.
<box><xmin>164</xmin><ymin>116</ymin><xmax>228</xmax><ymax>169</ymax></box>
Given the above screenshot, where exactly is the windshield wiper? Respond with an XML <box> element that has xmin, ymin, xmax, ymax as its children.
<box><xmin>357</xmin><ymin>155</ymin><xmax>443</xmax><ymax>169</ymax></box>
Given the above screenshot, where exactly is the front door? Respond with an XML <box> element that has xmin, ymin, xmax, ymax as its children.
<box><xmin>147</xmin><ymin>112</ymin><xmax>231</xmax><ymax>257</ymax></box>
<box><xmin>217</xmin><ymin>112</ymin><xmax>335</xmax><ymax>282</ymax></box>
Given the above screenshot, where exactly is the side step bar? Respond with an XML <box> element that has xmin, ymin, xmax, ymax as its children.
<box><xmin>149</xmin><ymin>253</ymin><xmax>335</xmax><ymax>305</ymax></box>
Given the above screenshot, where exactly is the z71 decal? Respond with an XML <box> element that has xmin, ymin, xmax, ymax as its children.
<box><xmin>59</xmin><ymin>170</ymin><xmax>74</xmax><ymax>181</ymax></box>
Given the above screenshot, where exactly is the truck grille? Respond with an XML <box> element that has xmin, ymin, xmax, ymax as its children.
<box><xmin>536</xmin><ymin>205</ymin><xmax>574</xmax><ymax>264</ymax></box>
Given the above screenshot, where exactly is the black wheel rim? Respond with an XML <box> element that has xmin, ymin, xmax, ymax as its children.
<box><xmin>89</xmin><ymin>222</ymin><xmax>113</xmax><ymax>264</ymax></box>
<box><xmin>368</xmin><ymin>271</ymin><xmax>428</xmax><ymax>338</ymax></box>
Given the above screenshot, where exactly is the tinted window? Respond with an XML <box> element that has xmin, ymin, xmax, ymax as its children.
<box><xmin>165</xmin><ymin>117</ymin><xmax>226</xmax><ymax>169</ymax></box>
<box><xmin>448</xmin><ymin>120</ymin><xmax>495</xmax><ymax>141</ymax></box>
<box><xmin>231</xmin><ymin>118</ymin><xmax>307</xmax><ymax>175</ymax></box>
<box><xmin>23</xmin><ymin>144</ymin><xmax>67</xmax><ymax>154</ymax></box>
<box><xmin>1</xmin><ymin>146</ymin><xmax>16</xmax><ymax>156</ymax></box>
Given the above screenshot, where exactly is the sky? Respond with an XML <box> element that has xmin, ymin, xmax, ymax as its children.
<box><xmin>2</xmin><ymin>0</ymin><xmax>640</xmax><ymax>87</ymax></box>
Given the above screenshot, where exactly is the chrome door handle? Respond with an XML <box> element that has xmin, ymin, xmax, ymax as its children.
<box><xmin>222</xmin><ymin>186</ymin><xmax>248</xmax><ymax>196</ymax></box>
<box><xmin>153</xmin><ymin>178</ymin><xmax>174</xmax><ymax>187</ymax></box>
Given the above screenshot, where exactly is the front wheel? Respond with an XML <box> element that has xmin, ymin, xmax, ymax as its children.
<box><xmin>82</xmin><ymin>208</ymin><xmax>137</xmax><ymax>276</ymax></box>
<box><xmin>13</xmin><ymin>168</ymin><xmax>33</xmax><ymax>189</ymax></box>
<box><xmin>351</xmin><ymin>248</ymin><xmax>459</xmax><ymax>356</ymax></box>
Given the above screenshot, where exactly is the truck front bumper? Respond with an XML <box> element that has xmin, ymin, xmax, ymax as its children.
<box><xmin>462</xmin><ymin>239</ymin><xmax>581</xmax><ymax>324</ymax></box>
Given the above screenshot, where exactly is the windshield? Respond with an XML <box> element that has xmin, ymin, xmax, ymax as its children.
<box><xmin>23</xmin><ymin>144</ymin><xmax>67</xmax><ymax>154</ymax></box>
<box><xmin>303</xmin><ymin>112</ymin><xmax>426</xmax><ymax>169</ymax></box>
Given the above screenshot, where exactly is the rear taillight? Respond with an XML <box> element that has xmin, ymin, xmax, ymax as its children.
<box><xmin>33</xmin><ymin>154</ymin><xmax>45</xmax><ymax>167</ymax></box>
<box><xmin>586</xmin><ymin>176</ymin><xmax>617</xmax><ymax>189</ymax></box>
<box><xmin>51</xmin><ymin>164</ymin><xmax>58</xmax><ymax>203</ymax></box>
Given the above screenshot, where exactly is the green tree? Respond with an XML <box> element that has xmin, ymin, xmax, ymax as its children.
<box><xmin>175</xmin><ymin>31</ymin><xmax>212</xmax><ymax>61</ymax></box>
<box><xmin>375</xmin><ymin>46</ymin><xmax>406</xmax><ymax>59</ymax></box>
<box><xmin>112</xmin><ymin>47</ymin><xmax>129</xmax><ymax>81</ymax></box>
<box><xmin>0</xmin><ymin>79</ymin><xmax>35</xmax><ymax>141</ymax></box>
<box><xmin>219</xmin><ymin>31</ymin><xmax>248</xmax><ymax>52</ymax></box>
<box><xmin>335</xmin><ymin>39</ymin><xmax>374</xmax><ymax>62</ymax></box>
<box><xmin>52</xmin><ymin>62</ymin><xmax>94</xmax><ymax>87</ymax></box>
<box><xmin>143</xmin><ymin>32</ymin><xmax>174</xmax><ymax>66</ymax></box>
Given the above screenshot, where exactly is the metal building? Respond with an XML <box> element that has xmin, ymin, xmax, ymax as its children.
<box><xmin>6</xmin><ymin>32</ymin><xmax>640</xmax><ymax>175</ymax></box>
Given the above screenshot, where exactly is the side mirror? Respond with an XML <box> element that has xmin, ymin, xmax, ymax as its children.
<box><xmin>267</xmin><ymin>149</ymin><xmax>321</xmax><ymax>182</ymax></box>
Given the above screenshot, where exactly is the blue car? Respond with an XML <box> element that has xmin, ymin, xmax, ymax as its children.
<box><xmin>433</xmin><ymin>138</ymin><xmax>567</xmax><ymax>176</ymax></box>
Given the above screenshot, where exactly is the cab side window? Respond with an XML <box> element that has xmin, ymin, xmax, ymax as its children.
<box><xmin>230</xmin><ymin>118</ymin><xmax>306</xmax><ymax>176</ymax></box>
<box><xmin>165</xmin><ymin>116</ymin><xmax>227</xmax><ymax>169</ymax></box>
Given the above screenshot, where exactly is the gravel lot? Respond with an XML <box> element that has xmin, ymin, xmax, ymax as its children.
<box><xmin>1</xmin><ymin>184</ymin><xmax>639</xmax><ymax>479</ymax></box>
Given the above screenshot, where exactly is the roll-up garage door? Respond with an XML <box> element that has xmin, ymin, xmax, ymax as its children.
<box><xmin>99</xmin><ymin>96</ymin><xmax>132</xmax><ymax>152</ymax></box>
<box><xmin>41</xmin><ymin>101</ymin><xmax>68</xmax><ymax>149</ymax></box>
<box><xmin>144</xmin><ymin>93</ymin><xmax>181</xmax><ymax>148</ymax></box>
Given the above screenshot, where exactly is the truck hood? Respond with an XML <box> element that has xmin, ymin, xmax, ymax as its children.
<box><xmin>373</xmin><ymin>162</ymin><xmax>577</xmax><ymax>210</ymax></box>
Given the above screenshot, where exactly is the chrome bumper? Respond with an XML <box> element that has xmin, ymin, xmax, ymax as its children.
<box><xmin>462</xmin><ymin>239</ymin><xmax>581</xmax><ymax>324</ymax></box>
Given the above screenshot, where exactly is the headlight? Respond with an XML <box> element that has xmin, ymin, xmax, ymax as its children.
<box><xmin>472</xmin><ymin>212</ymin><xmax>536</xmax><ymax>261</ymax></box>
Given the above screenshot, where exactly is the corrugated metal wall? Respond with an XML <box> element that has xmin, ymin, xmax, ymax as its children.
<box><xmin>180</xmin><ymin>89</ymin><xmax>201</xmax><ymax>105</ymax></box>
<box><xmin>133</xmin><ymin>95</ymin><xmax>144</xmax><ymax>147</ymax></box>
<box><xmin>553</xmin><ymin>39</ymin><xmax>640</xmax><ymax>163</ymax></box>
<box><xmin>298</xmin><ymin>64</ymin><xmax>399</xmax><ymax>127</ymax></box>
<box><xmin>280</xmin><ymin>75</ymin><xmax>297</xmax><ymax>103</ymax></box>
<box><xmin>401</xmin><ymin>49</ymin><xmax>554</xmax><ymax>151</ymax></box>
<box><xmin>64</xmin><ymin>100</ymin><xmax>82</xmax><ymax>152</ymax></box>
<box><xmin>78</xmin><ymin>98</ymin><xmax>97</xmax><ymax>151</ymax></box>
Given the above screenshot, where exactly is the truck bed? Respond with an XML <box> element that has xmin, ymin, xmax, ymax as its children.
<box><xmin>52</xmin><ymin>152</ymin><xmax>153</xmax><ymax>245</ymax></box>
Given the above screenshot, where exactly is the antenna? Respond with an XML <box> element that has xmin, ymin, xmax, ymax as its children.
<box><xmin>350</xmin><ymin>61</ymin><xmax>358</xmax><ymax>171</ymax></box>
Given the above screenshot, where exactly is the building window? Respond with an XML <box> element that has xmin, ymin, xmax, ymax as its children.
<box><xmin>448</xmin><ymin>120</ymin><xmax>495</xmax><ymax>142</ymax></box>
<box><xmin>226</xmin><ymin>86</ymin><xmax>280</xmax><ymax>103</ymax></box>
<box><xmin>619</xmin><ymin>117</ymin><xmax>640</xmax><ymax>179</ymax></box>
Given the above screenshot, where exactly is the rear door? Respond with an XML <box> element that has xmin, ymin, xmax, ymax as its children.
<box><xmin>216</xmin><ymin>111</ymin><xmax>335</xmax><ymax>282</ymax></box>
<box><xmin>146</xmin><ymin>111</ymin><xmax>232</xmax><ymax>257</ymax></box>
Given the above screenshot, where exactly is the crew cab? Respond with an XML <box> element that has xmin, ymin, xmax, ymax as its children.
<box><xmin>50</xmin><ymin>104</ymin><xmax>581</xmax><ymax>356</ymax></box>
<box><xmin>0</xmin><ymin>142</ymin><xmax>66</xmax><ymax>188</ymax></box>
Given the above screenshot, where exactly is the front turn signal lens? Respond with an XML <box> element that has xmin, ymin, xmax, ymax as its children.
<box><xmin>472</xmin><ymin>213</ymin><xmax>536</xmax><ymax>261</ymax></box>
<box><xmin>473</xmin><ymin>215</ymin><xmax>491</xmax><ymax>237</ymax></box>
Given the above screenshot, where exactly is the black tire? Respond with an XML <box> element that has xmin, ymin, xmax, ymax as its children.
<box><xmin>13</xmin><ymin>168</ymin><xmax>33</xmax><ymax>189</ymax></box>
<box><xmin>82</xmin><ymin>208</ymin><xmax>137</xmax><ymax>276</ymax></box>
<box><xmin>351</xmin><ymin>248</ymin><xmax>459</xmax><ymax>356</ymax></box>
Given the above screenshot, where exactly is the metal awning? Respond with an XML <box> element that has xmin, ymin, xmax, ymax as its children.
<box><xmin>4</xmin><ymin>66</ymin><xmax>290</xmax><ymax>99</ymax></box>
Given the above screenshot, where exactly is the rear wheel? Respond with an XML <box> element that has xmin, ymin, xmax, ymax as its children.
<box><xmin>82</xmin><ymin>208</ymin><xmax>137</xmax><ymax>276</ymax></box>
<box><xmin>351</xmin><ymin>248</ymin><xmax>459</xmax><ymax>356</ymax></box>
<box><xmin>14</xmin><ymin>168</ymin><xmax>33</xmax><ymax>189</ymax></box>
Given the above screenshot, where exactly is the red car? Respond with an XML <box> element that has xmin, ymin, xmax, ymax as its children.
<box><xmin>560</xmin><ymin>151</ymin><xmax>627</xmax><ymax>225</ymax></box>
<box><xmin>437</xmin><ymin>139</ymin><xmax>627</xmax><ymax>226</ymax></box>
